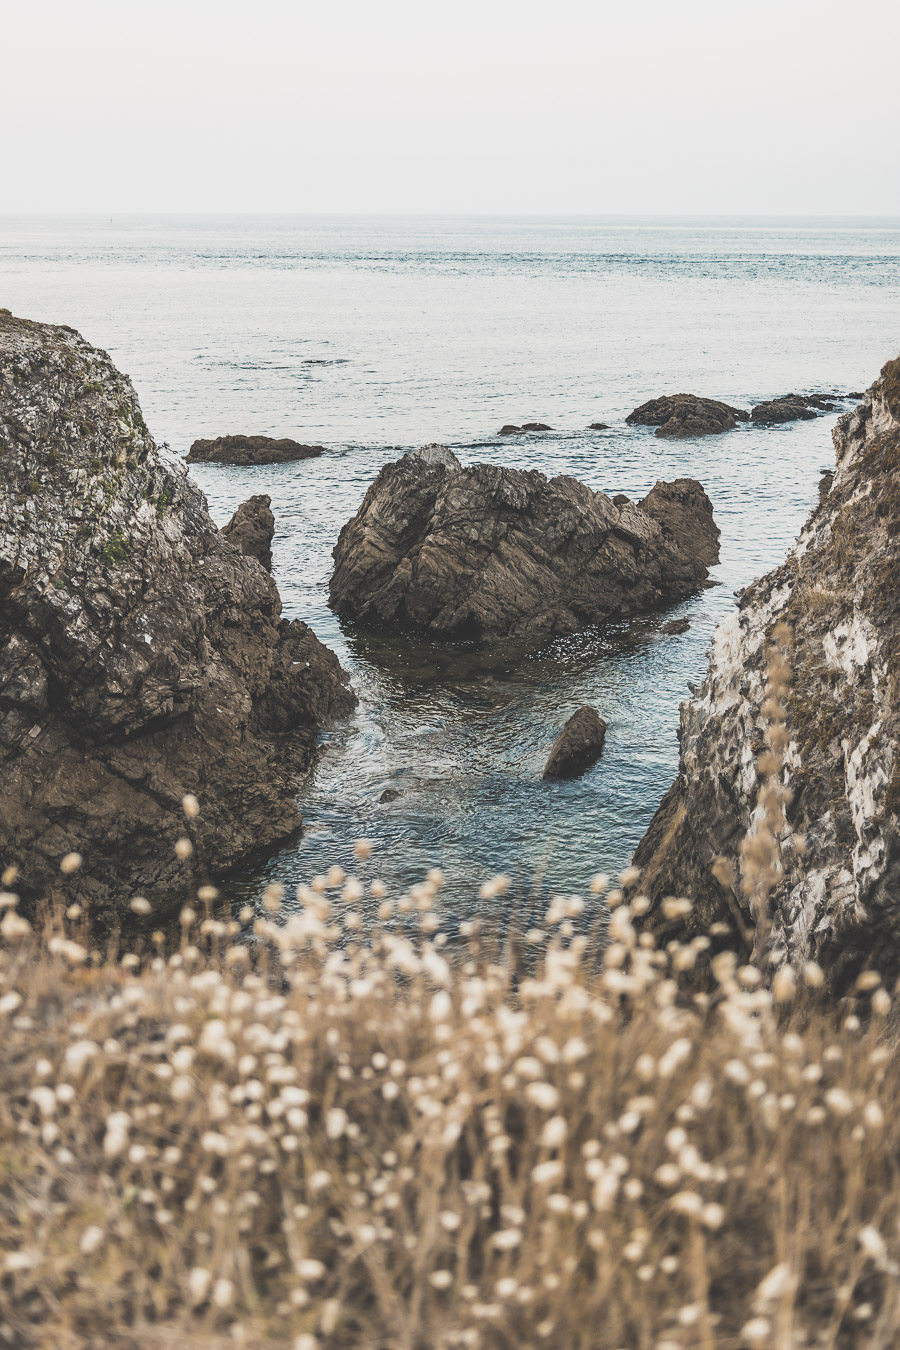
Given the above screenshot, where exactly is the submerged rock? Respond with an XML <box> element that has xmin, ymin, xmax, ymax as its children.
<box><xmin>0</xmin><ymin>312</ymin><xmax>355</xmax><ymax>916</ymax></box>
<box><xmin>626</xmin><ymin>395</ymin><xmax>750</xmax><ymax>439</ymax></box>
<box><xmin>223</xmin><ymin>494</ymin><xmax>275</xmax><ymax>570</ymax></box>
<box><xmin>186</xmin><ymin>434</ymin><xmax>324</xmax><ymax>465</ymax></box>
<box><xmin>329</xmin><ymin>446</ymin><xmax>720</xmax><ymax>643</ymax></box>
<box><xmin>633</xmin><ymin>354</ymin><xmax>900</xmax><ymax>990</ymax></box>
<box><xmin>543</xmin><ymin>707</ymin><xmax>607</xmax><ymax>779</ymax></box>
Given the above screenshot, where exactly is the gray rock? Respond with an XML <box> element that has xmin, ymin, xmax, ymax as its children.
<box><xmin>661</xmin><ymin>617</ymin><xmax>690</xmax><ymax>635</ymax></box>
<box><xmin>633</xmin><ymin>354</ymin><xmax>900</xmax><ymax>991</ymax></box>
<box><xmin>329</xmin><ymin>449</ymin><xmax>720</xmax><ymax>644</ymax></box>
<box><xmin>626</xmin><ymin>395</ymin><xmax>750</xmax><ymax>439</ymax></box>
<box><xmin>0</xmin><ymin>311</ymin><xmax>355</xmax><ymax>918</ymax></box>
<box><xmin>751</xmin><ymin>395</ymin><xmax>820</xmax><ymax>425</ymax></box>
<box><xmin>223</xmin><ymin>494</ymin><xmax>275</xmax><ymax>570</ymax></box>
<box><xmin>543</xmin><ymin>707</ymin><xmax>607</xmax><ymax>779</ymax></box>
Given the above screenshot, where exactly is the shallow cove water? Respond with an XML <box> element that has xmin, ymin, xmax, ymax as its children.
<box><xmin>2</xmin><ymin>214</ymin><xmax>900</xmax><ymax>928</ymax></box>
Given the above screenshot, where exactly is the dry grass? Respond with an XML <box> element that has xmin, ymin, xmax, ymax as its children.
<box><xmin>1</xmin><ymin>851</ymin><xmax>899</xmax><ymax>1350</ymax></box>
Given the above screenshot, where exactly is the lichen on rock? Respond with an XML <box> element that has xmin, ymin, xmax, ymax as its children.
<box><xmin>633</xmin><ymin>356</ymin><xmax>900</xmax><ymax>990</ymax></box>
<box><xmin>0</xmin><ymin>311</ymin><xmax>355</xmax><ymax>917</ymax></box>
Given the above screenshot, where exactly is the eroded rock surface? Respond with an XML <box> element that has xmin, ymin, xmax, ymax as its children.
<box><xmin>626</xmin><ymin>395</ymin><xmax>750</xmax><ymax>439</ymax></box>
<box><xmin>0</xmin><ymin>311</ymin><xmax>355</xmax><ymax>916</ymax></box>
<box><xmin>186</xmin><ymin>434</ymin><xmax>324</xmax><ymax>465</ymax></box>
<box><xmin>223</xmin><ymin>494</ymin><xmax>275</xmax><ymax>571</ymax></box>
<box><xmin>633</xmin><ymin>357</ymin><xmax>900</xmax><ymax>990</ymax></box>
<box><xmin>543</xmin><ymin>707</ymin><xmax>607</xmax><ymax>779</ymax></box>
<box><xmin>329</xmin><ymin>446</ymin><xmax>719</xmax><ymax>643</ymax></box>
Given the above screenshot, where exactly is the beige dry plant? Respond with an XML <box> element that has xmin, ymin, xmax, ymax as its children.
<box><xmin>0</xmin><ymin>837</ymin><xmax>898</xmax><ymax>1350</ymax></box>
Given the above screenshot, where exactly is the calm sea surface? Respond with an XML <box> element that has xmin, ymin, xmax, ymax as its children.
<box><xmin>2</xmin><ymin>215</ymin><xmax>900</xmax><ymax>927</ymax></box>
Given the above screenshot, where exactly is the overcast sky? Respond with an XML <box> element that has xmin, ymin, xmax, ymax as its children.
<box><xmin>3</xmin><ymin>0</ymin><xmax>899</xmax><ymax>215</ymax></box>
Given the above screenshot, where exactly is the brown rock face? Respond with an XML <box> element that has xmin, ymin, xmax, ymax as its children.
<box><xmin>186</xmin><ymin>435</ymin><xmax>324</xmax><ymax>465</ymax></box>
<box><xmin>626</xmin><ymin>395</ymin><xmax>750</xmax><ymax>439</ymax></box>
<box><xmin>0</xmin><ymin>311</ymin><xmax>355</xmax><ymax>917</ymax></box>
<box><xmin>329</xmin><ymin>445</ymin><xmax>720</xmax><ymax>644</ymax></box>
<box><xmin>633</xmin><ymin>357</ymin><xmax>900</xmax><ymax>991</ymax></box>
<box><xmin>543</xmin><ymin>707</ymin><xmax>607</xmax><ymax>779</ymax></box>
<box><xmin>223</xmin><ymin>494</ymin><xmax>275</xmax><ymax>570</ymax></box>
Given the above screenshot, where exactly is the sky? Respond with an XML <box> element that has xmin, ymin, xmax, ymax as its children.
<box><xmin>2</xmin><ymin>0</ymin><xmax>899</xmax><ymax>216</ymax></box>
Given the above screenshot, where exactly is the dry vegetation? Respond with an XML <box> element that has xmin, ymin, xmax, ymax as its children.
<box><xmin>2</xmin><ymin>632</ymin><xmax>899</xmax><ymax>1350</ymax></box>
<box><xmin>1</xmin><ymin>846</ymin><xmax>899</xmax><ymax>1350</ymax></box>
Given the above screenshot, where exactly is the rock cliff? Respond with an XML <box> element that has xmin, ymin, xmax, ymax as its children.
<box><xmin>329</xmin><ymin>446</ymin><xmax>720</xmax><ymax>643</ymax></box>
<box><xmin>0</xmin><ymin>311</ymin><xmax>355</xmax><ymax>916</ymax></box>
<box><xmin>633</xmin><ymin>360</ymin><xmax>900</xmax><ymax>990</ymax></box>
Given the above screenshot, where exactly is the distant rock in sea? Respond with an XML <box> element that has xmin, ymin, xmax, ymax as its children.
<box><xmin>588</xmin><ymin>422</ymin><xmax>610</xmax><ymax>431</ymax></box>
<box><xmin>223</xmin><ymin>494</ymin><xmax>276</xmax><ymax>571</ymax></box>
<box><xmin>626</xmin><ymin>394</ymin><xmax>750</xmax><ymax>439</ymax></box>
<box><xmin>543</xmin><ymin>707</ymin><xmax>607</xmax><ymax>779</ymax></box>
<box><xmin>0</xmin><ymin>311</ymin><xmax>355</xmax><ymax>917</ymax></box>
<box><xmin>186</xmin><ymin>434</ymin><xmax>325</xmax><ymax>465</ymax></box>
<box><xmin>633</xmin><ymin>353</ymin><xmax>900</xmax><ymax>990</ymax></box>
<box><xmin>329</xmin><ymin>445</ymin><xmax>720</xmax><ymax>644</ymax></box>
<box><xmin>750</xmin><ymin>393</ymin><xmax>836</xmax><ymax>425</ymax></box>
<box><xmin>498</xmin><ymin>422</ymin><xmax>553</xmax><ymax>435</ymax></box>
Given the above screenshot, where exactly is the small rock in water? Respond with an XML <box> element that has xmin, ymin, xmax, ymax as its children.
<box><xmin>223</xmin><ymin>494</ymin><xmax>275</xmax><ymax>570</ymax></box>
<box><xmin>521</xmin><ymin>421</ymin><xmax>553</xmax><ymax>432</ymax></box>
<box><xmin>186</xmin><ymin>434</ymin><xmax>324</xmax><ymax>465</ymax></box>
<box><xmin>542</xmin><ymin>707</ymin><xmax>607</xmax><ymax>780</ymax></box>
<box><xmin>626</xmin><ymin>394</ymin><xmax>749</xmax><ymax>439</ymax></box>
<box><xmin>661</xmin><ymin>617</ymin><xmax>690</xmax><ymax>635</ymax></box>
<box><xmin>499</xmin><ymin>424</ymin><xmax>522</xmax><ymax>435</ymax></box>
<box><xmin>588</xmin><ymin>422</ymin><xmax>610</xmax><ymax>430</ymax></box>
<box><xmin>498</xmin><ymin>421</ymin><xmax>553</xmax><ymax>435</ymax></box>
<box><xmin>379</xmin><ymin>787</ymin><xmax>403</xmax><ymax>803</ymax></box>
<box><xmin>750</xmin><ymin>395</ymin><xmax>820</xmax><ymax>425</ymax></box>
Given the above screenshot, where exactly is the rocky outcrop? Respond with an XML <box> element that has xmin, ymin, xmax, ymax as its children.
<box><xmin>329</xmin><ymin>445</ymin><xmax>719</xmax><ymax>643</ymax></box>
<box><xmin>186</xmin><ymin>434</ymin><xmax>324</xmax><ymax>465</ymax></box>
<box><xmin>750</xmin><ymin>394</ymin><xmax>839</xmax><ymax>425</ymax></box>
<box><xmin>223</xmin><ymin>494</ymin><xmax>275</xmax><ymax>570</ymax></box>
<box><xmin>632</xmin><ymin>357</ymin><xmax>900</xmax><ymax>991</ymax></box>
<box><xmin>588</xmin><ymin>422</ymin><xmax>610</xmax><ymax>431</ymax></box>
<box><xmin>0</xmin><ymin>311</ymin><xmax>355</xmax><ymax>917</ymax></box>
<box><xmin>543</xmin><ymin>707</ymin><xmax>607</xmax><ymax>779</ymax></box>
<box><xmin>626</xmin><ymin>395</ymin><xmax>750</xmax><ymax>439</ymax></box>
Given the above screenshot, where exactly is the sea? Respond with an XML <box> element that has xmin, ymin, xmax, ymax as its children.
<box><xmin>2</xmin><ymin>214</ymin><xmax>899</xmax><ymax>929</ymax></box>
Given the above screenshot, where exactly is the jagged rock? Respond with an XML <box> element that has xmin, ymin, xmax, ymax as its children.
<box><xmin>542</xmin><ymin>707</ymin><xmax>607</xmax><ymax>779</ymax></box>
<box><xmin>633</xmin><ymin>355</ymin><xmax>900</xmax><ymax>991</ymax></box>
<box><xmin>329</xmin><ymin>446</ymin><xmax>720</xmax><ymax>643</ymax></box>
<box><xmin>661</xmin><ymin>618</ymin><xmax>690</xmax><ymax>635</ymax></box>
<box><xmin>186</xmin><ymin>434</ymin><xmax>324</xmax><ymax>465</ymax></box>
<box><xmin>751</xmin><ymin>395</ymin><xmax>822</xmax><ymax>425</ymax></box>
<box><xmin>0</xmin><ymin>311</ymin><xmax>355</xmax><ymax>917</ymax></box>
<box><xmin>223</xmin><ymin>494</ymin><xmax>275</xmax><ymax>570</ymax></box>
<box><xmin>626</xmin><ymin>395</ymin><xmax>750</xmax><ymax>439</ymax></box>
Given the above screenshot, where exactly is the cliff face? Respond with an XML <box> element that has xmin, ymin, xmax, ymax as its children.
<box><xmin>0</xmin><ymin>311</ymin><xmax>355</xmax><ymax>914</ymax></box>
<box><xmin>634</xmin><ymin>356</ymin><xmax>900</xmax><ymax>990</ymax></box>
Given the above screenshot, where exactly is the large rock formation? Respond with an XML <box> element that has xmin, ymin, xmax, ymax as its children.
<box><xmin>329</xmin><ymin>445</ymin><xmax>719</xmax><ymax>643</ymax></box>
<box><xmin>633</xmin><ymin>356</ymin><xmax>900</xmax><ymax>990</ymax></box>
<box><xmin>626</xmin><ymin>394</ymin><xmax>750</xmax><ymax>439</ymax></box>
<box><xmin>186</xmin><ymin>434</ymin><xmax>324</xmax><ymax>465</ymax></box>
<box><xmin>0</xmin><ymin>311</ymin><xmax>355</xmax><ymax>916</ymax></box>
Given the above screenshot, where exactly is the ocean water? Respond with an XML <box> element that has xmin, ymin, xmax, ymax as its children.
<box><xmin>2</xmin><ymin>214</ymin><xmax>900</xmax><ymax>927</ymax></box>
